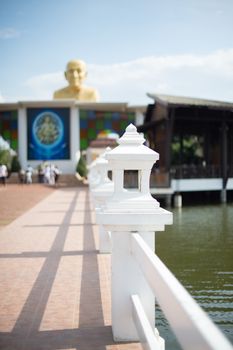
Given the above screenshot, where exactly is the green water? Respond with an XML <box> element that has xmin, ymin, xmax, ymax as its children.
<box><xmin>155</xmin><ymin>204</ymin><xmax>233</xmax><ymax>349</ymax></box>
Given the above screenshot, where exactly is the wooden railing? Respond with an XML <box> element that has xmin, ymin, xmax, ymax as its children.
<box><xmin>171</xmin><ymin>165</ymin><xmax>222</xmax><ymax>179</ymax></box>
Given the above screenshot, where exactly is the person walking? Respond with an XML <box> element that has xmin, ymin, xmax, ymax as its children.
<box><xmin>18</xmin><ymin>169</ymin><xmax>25</xmax><ymax>184</ymax></box>
<box><xmin>53</xmin><ymin>165</ymin><xmax>61</xmax><ymax>186</ymax></box>
<box><xmin>25</xmin><ymin>165</ymin><xmax>33</xmax><ymax>184</ymax></box>
<box><xmin>44</xmin><ymin>164</ymin><xmax>51</xmax><ymax>184</ymax></box>
<box><xmin>0</xmin><ymin>163</ymin><xmax>8</xmax><ymax>186</ymax></box>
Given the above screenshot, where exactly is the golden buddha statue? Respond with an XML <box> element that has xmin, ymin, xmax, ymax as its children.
<box><xmin>53</xmin><ymin>59</ymin><xmax>99</xmax><ymax>102</ymax></box>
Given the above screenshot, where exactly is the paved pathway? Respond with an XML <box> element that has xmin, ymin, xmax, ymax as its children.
<box><xmin>0</xmin><ymin>184</ymin><xmax>55</xmax><ymax>229</ymax></box>
<box><xmin>0</xmin><ymin>187</ymin><xmax>142</xmax><ymax>350</ymax></box>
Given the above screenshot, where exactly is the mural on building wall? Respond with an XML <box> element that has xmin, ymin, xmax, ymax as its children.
<box><xmin>0</xmin><ymin>110</ymin><xmax>18</xmax><ymax>151</ymax></box>
<box><xmin>27</xmin><ymin>108</ymin><xmax>70</xmax><ymax>160</ymax></box>
<box><xmin>79</xmin><ymin>110</ymin><xmax>135</xmax><ymax>150</ymax></box>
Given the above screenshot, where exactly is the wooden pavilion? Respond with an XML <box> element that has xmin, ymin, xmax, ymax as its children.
<box><xmin>137</xmin><ymin>94</ymin><xmax>233</xmax><ymax>202</ymax></box>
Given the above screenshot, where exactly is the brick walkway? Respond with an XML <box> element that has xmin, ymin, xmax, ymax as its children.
<box><xmin>0</xmin><ymin>186</ymin><xmax>142</xmax><ymax>350</ymax></box>
<box><xmin>0</xmin><ymin>184</ymin><xmax>55</xmax><ymax>229</ymax></box>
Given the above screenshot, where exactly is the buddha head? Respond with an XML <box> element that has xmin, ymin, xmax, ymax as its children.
<box><xmin>65</xmin><ymin>59</ymin><xmax>87</xmax><ymax>89</ymax></box>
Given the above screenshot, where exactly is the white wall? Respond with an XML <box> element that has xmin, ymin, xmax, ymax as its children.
<box><xmin>0</xmin><ymin>100</ymin><xmax>142</xmax><ymax>174</ymax></box>
<box><xmin>171</xmin><ymin>178</ymin><xmax>224</xmax><ymax>192</ymax></box>
<box><xmin>18</xmin><ymin>107</ymin><xmax>27</xmax><ymax>170</ymax></box>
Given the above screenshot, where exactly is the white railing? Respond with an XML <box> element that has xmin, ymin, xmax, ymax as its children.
<box><xmin>131</xmin><ymin>233</ymin><xmax>232</xmax><ymax>350</ymax></box>
<box><xmin>88</xmin><ymin>124</ymin><xmax>233</xmax><ymax>350</ymax></box>
<box><xmin>131</xmin><ymin>294</ymin><xmax>164</xmax><ymax>350</ymax></box>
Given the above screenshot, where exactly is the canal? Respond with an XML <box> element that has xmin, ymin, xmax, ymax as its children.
<box><xmin>155</xmin><ymin>204</ymin><xmax>233</xmax><ymax>349</ymax></box>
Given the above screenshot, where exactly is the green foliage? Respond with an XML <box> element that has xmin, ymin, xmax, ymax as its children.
<box><xmin>171</xmin><ymin>135</ymin><xmax>204</xmax><ymax>165</ymax></box>
<box><xmin>0</xmin><ymin>149</ymin><xmax>12</xmax><ymax>170</ymax></box>
<box><xmin>76</xmin><ymin>154</ymin><xmax>87</xmax><ymax>178</ymax></box>
<box><xmin>11</xmin><ymin>156</ymin><xmax>21</xmax><ymax>172</ymax></box>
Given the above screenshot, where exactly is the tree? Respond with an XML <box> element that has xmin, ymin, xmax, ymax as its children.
<box><xmin>0</xmin><ymin>149</ymin><xmax>12</xmax><ymax>170</ymax></box>
<box><xmin>76</xmin><ymin>154</ymin><xmax>87</xmax><ymax>178</ymax></box>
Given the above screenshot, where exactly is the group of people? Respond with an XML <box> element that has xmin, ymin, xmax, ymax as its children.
<box><xmin>0</xmin><ymin>162</ymin><xmax>61</xmax><ymax>186</ymax></box>
<box><xmin>18</xmin><ymin>163</ymin><xmax>61</xmax><ymax>186</ymax></box>
<box><xmin>38</xmin><ymin>163</ymin><xmax>61</xmax><ymax>186</ymax></box>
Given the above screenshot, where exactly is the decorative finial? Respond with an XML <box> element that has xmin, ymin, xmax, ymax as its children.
<box><xmin>126</xmin><ymin>123</ymin><xmax>137</xmax><ymax>132</ymax></box>
<box><xmin>118</xmin><ymin>123</ymin><xmax>145</xmax><ymax>146</ymax></box>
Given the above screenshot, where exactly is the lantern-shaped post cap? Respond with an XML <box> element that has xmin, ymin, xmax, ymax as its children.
<box><xmin>118</xmin><ymin>124</ymin><xmax>145</xmax><ymax>146</ymax></box>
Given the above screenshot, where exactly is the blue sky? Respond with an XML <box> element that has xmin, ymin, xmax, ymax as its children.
<box><xmin>1</xmin><ymin>0</ymin><xmax>233</xmax><ymax>104</ymax></box>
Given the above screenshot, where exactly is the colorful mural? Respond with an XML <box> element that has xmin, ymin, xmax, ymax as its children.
<box><xmin>27</xmin><ymin>108</ymin><xmax>70</xmax><ymax>160</ymax></box>
<box><xmin>79</xmin><ymin>110</ymin><xmax>135</xmax><ymax>150</ymax></box>
<box><xmin>0</xmin><ymin>110</ymin><xmax>18</xmax><ymax>151</ymax></box>
<box><xmin>0</xmin><ymin>106</ymin><xmax>136</xmax><ymax>161</ymax></box>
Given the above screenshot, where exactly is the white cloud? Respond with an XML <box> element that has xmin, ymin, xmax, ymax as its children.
<box><xmin>88</xmin><ymin>49</ymin><xmax>233</xmax><ymax>103</ymax></box>
<box><xmin>24</xmin><ymin>72</ymin><xmax>65</xmax><ymax>99</ymax></box>
<box><xmin>18</xmin><ymin>49</ymin><xmax>233</xmax><ymax>104</ymax></box>
<box><xmin>0</xmin><ymin>92</ymin><xmax>5</xmax><ymax>102</ymax></box>
<box><xmin>0</xmin><ymin>28</ymin><xmax>20</xmax><ymax>39</ymax></box>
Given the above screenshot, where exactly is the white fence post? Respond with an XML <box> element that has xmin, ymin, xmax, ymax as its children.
<box><xmin>97</xmin><ymin>124</ymin><xmax>173</xmax><ymax>342</ymax></box>
<box><xmin>90</xmin><ymin>147</ymin><xmax>113</xmax><ymax>253</ymax></box>
<box><xmin>88</xmin><ymin>147</ymin><xmax>111</xmax><ymax>190</ymax></box>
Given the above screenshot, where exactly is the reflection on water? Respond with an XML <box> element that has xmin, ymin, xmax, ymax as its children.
<box><xmin>155</xmin><ymin>204</ymin><xmax>233</xmax><ymax>349</ymax></box>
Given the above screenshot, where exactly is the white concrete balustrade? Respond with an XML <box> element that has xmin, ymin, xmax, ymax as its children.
<box><xmin>90</xmin><ymin>147</ymin><xmax>113</xmax><ymax>253</ymax></box>
<box><xmin>88</xmin><ymin>124</ymin><xmax>233</xmax><ymax>350</ymax></box>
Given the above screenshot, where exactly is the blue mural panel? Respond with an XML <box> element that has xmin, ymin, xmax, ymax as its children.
<box><xmin>27</xmin><ymin>108</ymin><xmax>70</xmax><ymax>160</ymax></box>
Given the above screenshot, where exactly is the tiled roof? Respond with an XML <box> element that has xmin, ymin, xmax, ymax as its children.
<box><xmin>147</xmin><ymin>93</ymin><xmax>233</xmax><ymax>110</ymax></box>
<box><xmin>89</xmin><ymin>138</ymin><xmax>118</xmax><ymax>148</ymax></box>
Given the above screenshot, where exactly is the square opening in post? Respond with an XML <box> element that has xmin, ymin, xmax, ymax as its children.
<box><xmin>123</xmin><ymin>170</ymin><xmax>141</xmax><ymax>190</ymax></box>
